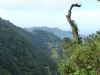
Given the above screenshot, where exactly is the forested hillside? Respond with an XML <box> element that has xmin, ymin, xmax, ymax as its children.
<box><xmin>2</xmin><ymin>19</ymin><xmax>62</xmax><ymax>60</ymax></box>
<box><xmin>0</xmin><ymin>17</ymin><xmax>61</xmax><ymax>75</ymax></box>
<box><xmin>29</xmin><ymin>30</ymin><xmax>62</xmax><ymax>62</ymax></box>
<box><xmin>0</xmin><ymin>0</ymin><xmax>99</xmax><ymax>75</ymax></box>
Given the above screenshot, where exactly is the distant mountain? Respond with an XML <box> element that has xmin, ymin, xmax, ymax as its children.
<box><xmin>24</xmin><ymin>26</ymin><xmax>73</xmax><ymax>39</ymax></box>
<box><xmin>0</xmin><ymin>18</ymin><xmax>62</xmax><ymax>75</ymax></box>
<box><xmin>24</xmin><ymin>26</ymin><xmax>86</xmax><ymax>40</ymax></box>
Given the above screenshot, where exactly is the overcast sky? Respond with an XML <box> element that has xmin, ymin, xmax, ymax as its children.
<box><xmin>0</xmin><ymin>0</ymin><xmax>100</xmax><ymax>35</ymax></box>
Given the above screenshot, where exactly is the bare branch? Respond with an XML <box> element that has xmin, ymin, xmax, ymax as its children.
<box><xmin>66</xmin><ymin>3</ymin><xmax>81</xmax><ymax>43</ymax></box>
<box><xmin>68</xmin><ymin>3</ymin><xmax>81</xmax><ymax>18</ymax></box>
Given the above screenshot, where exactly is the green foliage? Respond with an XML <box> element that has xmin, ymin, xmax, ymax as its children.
<box><xmin>58</xmin><ymin>30</ymin><xmax>100</xmax><ymax>75</ymax></box>
<box><xmin>0</xmin><ymin>17</ymin><xmax>61</xmax><ymax>75</ymax></box>
<box><xmin>29</xmin><ymin>30</ymin><xmax>62</xmax><ymax>63</ymax></box>
<box><xmin>0</xmin><ymin>66</ymin><xmax>12</xmax><ymax>75</ymax></box>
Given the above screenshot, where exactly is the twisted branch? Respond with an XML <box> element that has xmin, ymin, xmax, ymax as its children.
<box><xmin>66</xmin><ymin>3</ymin><xmax>81</xmax><ymax>43</ymax></box>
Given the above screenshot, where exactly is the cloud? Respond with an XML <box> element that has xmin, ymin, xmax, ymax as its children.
<box><xmin>0</xmin><ymin>9</ymin><xmax>11</xmax><ymax>14</ymax></box>
<box><xmin>72</xmin><ymin>10</ymin><xmax>100</xmax><ymax>17</ymax></box>
<box><xmin>0</xmin><ymin>0</ymin><xmax>80</xmax><ymax>12</ymax></box>
<box><xmin>72</xmin><ymin>10</ymin><xmax>100</xmax><ymax>34</ymax></box>
<box><xmin>0</xmin><ymin>0</ymin><xmax>100</xmax><ymax>35</ymax></box>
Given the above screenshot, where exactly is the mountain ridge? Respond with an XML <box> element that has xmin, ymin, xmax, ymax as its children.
<box><xmin>24</xmin><ymin>26</ymin><xmax>86</xmax><ymax>40</ymax></box>
<box><xmin>24</xmin><ymin>26</ymin><xmax>73</xmax><ymax>39</ymax></box>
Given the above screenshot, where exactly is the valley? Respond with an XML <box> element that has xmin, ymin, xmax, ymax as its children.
<box><xmin>0</xmin><ymin>17</ymin><xmax>62</xmax><ymax>75</ymax></box>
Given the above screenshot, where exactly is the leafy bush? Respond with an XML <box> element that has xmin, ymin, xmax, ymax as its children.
<box><xmin>58</xmin><ymin>30</ymin><xmax>100</xmax><ymax>75</ymax></box>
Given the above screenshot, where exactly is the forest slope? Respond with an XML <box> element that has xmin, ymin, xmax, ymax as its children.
<box><xmin>0</xmin><ymin>17</ymin><xmax>60</xmax><ymax>75</ymax></box>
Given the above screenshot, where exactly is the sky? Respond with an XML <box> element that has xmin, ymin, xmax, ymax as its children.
<box><xmin>0</xmin><ymin>0</ymin><xmax>100</xmax><ymax>35</ymax></box>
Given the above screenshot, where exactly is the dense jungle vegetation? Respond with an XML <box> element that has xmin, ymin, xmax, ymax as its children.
<box><xmin>0</xmin><ymin>17</ymin><xmax>62</xmax><ymax>75</ymax></box>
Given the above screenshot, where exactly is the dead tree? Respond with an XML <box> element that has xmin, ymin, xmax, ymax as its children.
<box><xmin>66</xmin><ymin>3</ymin><xmax>81</xmax><ymax>44</ymax></box>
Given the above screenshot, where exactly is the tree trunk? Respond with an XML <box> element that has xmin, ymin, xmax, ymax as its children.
<box><xmin>66</xmin><ymin>3</ymin><xmax>81</xmax><ymax>43</ymax></box>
